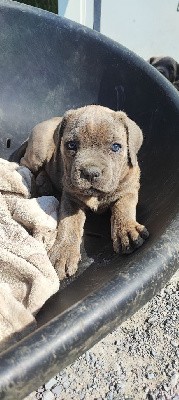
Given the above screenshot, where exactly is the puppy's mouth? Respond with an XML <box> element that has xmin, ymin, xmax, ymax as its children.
<box><xmin>80</xmin><ymin>187</ymin><xmax>104</xmax><ymax>196</ymax></box>
<box><xmin>63</xmin><ymin>163</ymin><xmax>115</xmax><ymax>196</ymax></box>
<box><xmin>64</xmin><ymin>180</ymin><xmax>109</xmax><ymax>197</ymax></box>
<box><xmin>69</xmin><ymin>165</ymin><xmax>111</xmax><ymax>195</ymax></box>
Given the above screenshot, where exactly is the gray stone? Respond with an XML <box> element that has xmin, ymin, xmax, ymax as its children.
<box><xmin>24</xmin><ymin>271</ymin><xmax>179</xmax><ymax>400</ymax></box>
<box><xmin>85</xmin><ymin>352</ymin><xmax>90</xmax><ymax>363</ymax></box>
<box><xmin>150</xmin><ymin>349</ymin><xmax>157</xmax><ymax>357</ymax></box>
<box><xmin>37</xmin><ymin>386</ymin><xmax>45</xmax><ymax>393</ymax></box>
<box><xmin>107</xmin><ymin>391</ymin><xmax>114</xmax><ymax>400</ymax></box>
<box><xmin>146</xmin><ymin>372</ymin><xmax>155</xmax><ymax>380</ymax></box>
<box><xmin>45</xmin><ymin>378</ymin><xmax>57</xmax><ymax>390</ymax></box>
<box><xmin>42</xmin><ymin>390</ymin><xmax>55</xmax><ymax>400</ymax></box>
<box><xmin>51</xmin><ymin>385</ymin><xmax>62</xmax><ymax>396</ymax></box>
<box><xmin>171</xmin><ymin>340</ymin><xmax>178</xmax><ymax>347</ymax></box>
<box><xmin>36</xmin><ymin>394</ymin><xmax>43</xmax><ymax>400</ymax></box>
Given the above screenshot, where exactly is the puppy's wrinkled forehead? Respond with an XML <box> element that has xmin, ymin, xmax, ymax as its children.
<box><xmin>63</xmin><ymin>106</ymin><xmax>126</xmax><ymax>144</ymax></box>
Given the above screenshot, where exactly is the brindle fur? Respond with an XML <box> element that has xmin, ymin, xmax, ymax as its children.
<box><xmin>10</xmin><ymin>105</ymin><xmax>149</xmax><ymax>280</ymax></box>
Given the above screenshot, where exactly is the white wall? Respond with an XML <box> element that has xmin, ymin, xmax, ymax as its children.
<box><xmin>58</xmin><ymin>0</ymin><xmax>94</xmax><ymax>28</ymax></box>
<box><xmin>58</xmin><ymin>0</ymin><xmax>179</xmax><ymax>60</ymax></box>
<box><xmin>101</xmin><ymin>0</ymin><xmax>179</xmax><ymax>60</ymax></box>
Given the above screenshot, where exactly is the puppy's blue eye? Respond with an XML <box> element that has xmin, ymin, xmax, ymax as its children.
<box><xmin>111</xmin><ymin>143</ymin><xmax>122</xmax><ymax>152</ymax></box>
<box><xmin>66</xmin><ymin>140</ymin><xmax>77</xmax><ymax>151</ymax></box>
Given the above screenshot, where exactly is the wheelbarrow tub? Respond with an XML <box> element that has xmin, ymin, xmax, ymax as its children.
<box><xmin>0</xmin><ymin>1</ymin><xmax>179</xmax><ymax>399</ymax></box>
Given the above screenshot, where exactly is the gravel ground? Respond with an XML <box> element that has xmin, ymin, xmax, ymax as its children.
<box><xmin>25</xmin><ymin>270</ymin><xmax>179</xmax><ymax>400</ymax></box>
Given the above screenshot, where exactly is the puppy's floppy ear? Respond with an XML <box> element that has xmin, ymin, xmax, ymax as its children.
<box><xmin>116</xmin><ymin>111</ymin><xmax>143</xmax><ymax>167</ymax></box>
<box><xmin>20</xmin><ymin>117</ymin><xmax>62</xmax><ymax>173</ymax></box>
<box><xmin>59</xmin><ymin>108</ymin><xmax>79</xmax><ymax>127</ymax></box>
<box><xmin>9</xmin><ymin>140</ymin><xmax>28</xmax><ymax>163</ymax></box>
<box><xmin>148</xmin><ymin>57</ymin><xmax>156</xmax><ymax>65</ymax></box>
<box><xmin>57</xmin><ymin>108</ymin><xmax>81</xmax><ymax>145</ymax></box>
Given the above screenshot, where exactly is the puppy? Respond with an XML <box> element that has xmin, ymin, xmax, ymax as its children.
<box><xmin>10</xmin><ymin>105</ymin><xmax>149</xmax><ymax>280</ymax></box>
<box><xmin>148</xmin><ymin>56</ymin><xmax>179</xmax><ymax>90</ymax></box>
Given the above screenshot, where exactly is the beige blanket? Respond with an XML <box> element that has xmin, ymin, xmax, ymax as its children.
<box><xmin>0</xmin><ymin>159</ymin><xmax>59</xmax><ymax>351</ymax></box>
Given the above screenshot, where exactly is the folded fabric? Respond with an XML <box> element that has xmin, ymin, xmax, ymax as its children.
<box><xmin>0</xmin><ymin>159</ymin><xmax>60</xmax><ymax>351</ymax></box>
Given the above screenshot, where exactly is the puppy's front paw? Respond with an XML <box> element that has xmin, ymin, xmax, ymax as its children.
<box><xmin>111</xmin><ymin>219</ymin><xmax>149</xmax><ymax>254</ymax></box>
<box><xmin>48</xmin><ymin>241</ymin><xmax>81</xmax><ymax>280</ymax></box>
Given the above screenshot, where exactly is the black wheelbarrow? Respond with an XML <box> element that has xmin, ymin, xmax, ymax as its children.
<box><xmin>0</xmin><ymin>1</ymin><xmax>179</xmax><ymax>399</ymax></box>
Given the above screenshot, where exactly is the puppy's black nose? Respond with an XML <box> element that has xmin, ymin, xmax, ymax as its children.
<box><xmin>80</xmin><ymin>166</ymin><xmax>101</xmax><ymax>182</ymax></box>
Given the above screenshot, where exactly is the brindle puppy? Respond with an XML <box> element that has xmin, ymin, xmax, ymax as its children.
<box><xmin>148</xmin><ymin>56</ymin><xmax>179</xmax><ymax>90</ymax></box>
<box><xmin>10</xmin><ymin>105</ymin><xmax>149</xmax><ymax>279</ymax></box>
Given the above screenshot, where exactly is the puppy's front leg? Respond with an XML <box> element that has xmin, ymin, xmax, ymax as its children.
<box><xmin>48</xmin><ymin>191</ymin><xmax>86</xmax><ymax>280</ymax></box>
<box><xmin>111</xmin><ymin>192</ymin><xmax>149</xmax><ymax>254</ymax></box>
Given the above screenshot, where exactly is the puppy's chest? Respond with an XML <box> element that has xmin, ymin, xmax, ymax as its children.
<box><xmin>85</xmin><ymin>196</ymin><xmax>102</xmax><ymax>212</ymax></box>
<box><xmin>84</xmin><ymin>192</ymin><xmax>119</xmax><ymax>212</ymax></box>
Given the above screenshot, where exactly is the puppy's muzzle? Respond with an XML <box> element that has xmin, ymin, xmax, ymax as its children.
<box><xmin>80</xmin><ymin>165</ymin><xmax>101</xmax><ymax>183</ymax></box>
